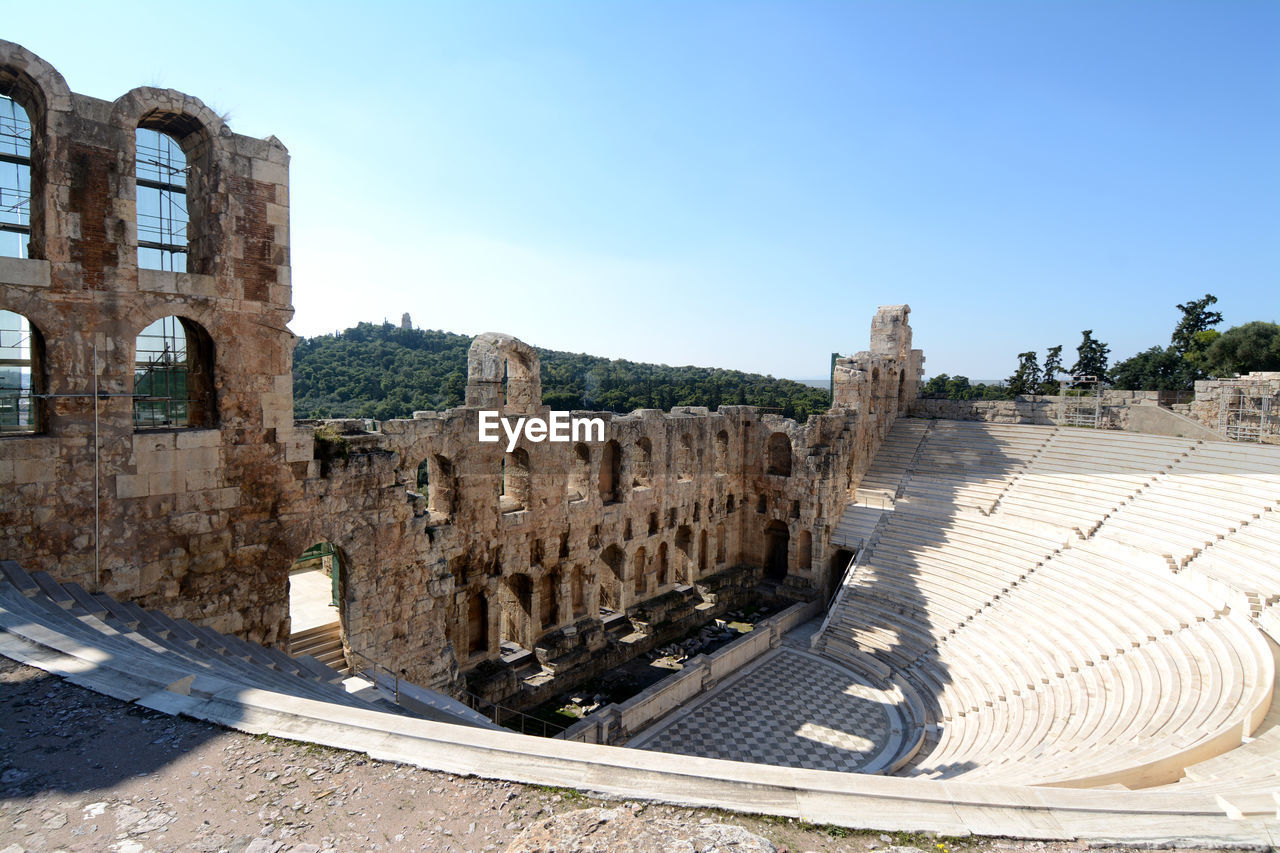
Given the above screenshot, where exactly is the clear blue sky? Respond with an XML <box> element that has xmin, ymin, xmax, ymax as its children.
<box><xmin>8</xmin><ymin>1</ymin><xmax>1278</xmax><ymax>380</ymax></box>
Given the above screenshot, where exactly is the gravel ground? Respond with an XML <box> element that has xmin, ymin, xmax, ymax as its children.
<box><xmin>0</xmin><ymin>656</ymin><xmax>1240</xmax><ymax>853</ymax></box>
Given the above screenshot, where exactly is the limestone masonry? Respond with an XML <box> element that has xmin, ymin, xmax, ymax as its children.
<box><xmin>0</xmin><ymin>41</ymin><xmax>930</xmax><ymax>703</ymax></box>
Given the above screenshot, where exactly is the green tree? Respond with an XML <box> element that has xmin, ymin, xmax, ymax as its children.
<box><xmin>1202</xmin><ymin>321</ymin><xmax>1280</xmax><ymax>377</ymax></box>
<box><xmin>1007</xmin><ymin>351</ymin><xmax>1041</xmax><ymax>396</ymax></box>
<box><xmin>1070</xmin><ymin>330</ymin><xmax>1110</xmax><ymax>382</ymax></box>
<box><xmin>1110</xmin><ymin>346</ymin><xmax>1190</xmax><ymax>391</ymax></box>
<box><xmin>1171</xmin><ymin>293</ymin><xmax>1223</xmax><ymax>358</ymax></box>
<box><xmin>1037</xmin><ymin>345</ymin><xmax>1064</xmax><ymax>394</ymax></box>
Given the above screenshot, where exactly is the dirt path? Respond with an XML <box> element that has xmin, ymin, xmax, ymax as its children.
<box><xmin>0</xmin><ymin>656</ymin><xmax>1230</xmax><ymax>853</ymax></box>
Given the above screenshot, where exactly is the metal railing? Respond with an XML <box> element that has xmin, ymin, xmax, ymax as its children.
<box><xmin>350</xmin><ymin>649</ymin><xmax>401</xmax><ymax>704</ymax></box>
<box><xmin>458</xmin><ymin>688</ymin><xmax>570</xmax><ymax>738</ymax></box>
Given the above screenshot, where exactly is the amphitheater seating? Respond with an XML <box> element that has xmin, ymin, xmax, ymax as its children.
<box><xmin>0</xmin><ymin>560</ymin><xmax>497</xmax><ymax>730</ymax></box>
<box><xmin>854</xmin><ymin>418</ymin><xmax>929</xmax><ymax>503</ymax></box>
<box><xmin>821</xmin><ymin>419</ymin><xmax>1280</xmax><ymax>790</ymax></box>
<box><xmin>894</xmin><ymin>421</ymin><xmax>1052</xmax><ymax>514</ymax></box>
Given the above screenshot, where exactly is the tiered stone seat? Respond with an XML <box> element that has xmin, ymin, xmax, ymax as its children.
<box><xmin>1094</xmin><ymin>442</ymin><xmax>1280</xmax><ymax>568</ymax></box>
<box><xmin>818</xmin><ymin>423</ymin><xmax>1280</xmax><ymax>790</ymax></box>
<box><xmin>855</xmin><ymin>418</ymin><xmax>930</xmax><ymax>503</ymax></box>
<box><xmin>992</xmin><ymin>431</ymin><xmax>1198</xmax><ymax>534</ymax></box>
<box><xmin>896</xmin><ymin>422</ymin><xmax>1051</xmax><ymax>513</ymax></box>
<box><xmin>0</xmin><ymin>560</ymin><xmax>497</xmax><ymax>730</ymax></box>
<box><xmin>1181</xmin><ymin>511</ymin><xmax>1280</xmax><ymax>613</ymax></box>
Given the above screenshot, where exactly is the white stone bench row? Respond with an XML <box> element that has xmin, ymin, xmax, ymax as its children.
<box><xmin>913</xmin><ymin>615</ymin><xmax>1269</xmax><ymax>788</ymax></box>
<box><xmin>1182</xmin><ymin>512</ymin><xmax>1280</xmax><ymax>602</ymax></box>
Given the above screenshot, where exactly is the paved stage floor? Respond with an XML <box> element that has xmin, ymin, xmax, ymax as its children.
<box><xmin>629</xmin><ymin>629</ymin><xmax>912</xmax><ymax>774</ymax></box>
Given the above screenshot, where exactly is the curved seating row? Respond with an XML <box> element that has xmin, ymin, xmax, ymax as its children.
<box><xmin>823</xmin><ymin>421</ymin><xmax>1280</xmax><ymax>790</ymax></box>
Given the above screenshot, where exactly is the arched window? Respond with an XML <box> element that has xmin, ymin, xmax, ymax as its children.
<box><xmin>677</xmin><ymin>434</ymin><xmax>693</xmax><ymax>481</ymax></box>
<box><xmin>698</xmin><ymin>530</ymin><xmax>708</xmax><ymax>575</ymax></box>
<box><xmin>766</xmin><ymin>432</ymin><xmax>792</xmax><ymax>477</ymax></box>
<box><xmin>714</xmin><ymin>430</ymin><xmax>729</xmax><ymax>475</ymax></box>
<box><xmin>0</xmin><ymin>310</ymin><xmax>43</xmax><ymax>433</ymax></box>
<box><xmin>675</xmin><ymin>526</ymin><xmax>693</xmax><ymax>584</ymax></box>
<box><xmin>633</xmin><ymin>546</ymin><xmax>646</xmax><ymax>595</ymax></box>
<box><xmin>764</xmin><ymin>521</ymin><xmax>789</xmax><ymax>580</ymax></box>
<box><xmin>501</xmin><ymin>447</ymin><xmax>530</xmax><ymax>512</ymax></box>
<box><xmin>415</xmin><ymin>458</ymin><xmax>430</xmax><ymax>491</ymax></box>
<box><xmin>798</xmin><ymin>530</ymin><xmax>813</xmax><ymax>570</ymax></box>
<box><xmin>427</xmin><ymin>454</ymin><xmax>455</xmax><ymax>519</ymax></box>
<box><xmin>0</xmin><ymin>95</ymin><xmax>31</xmax><ymax>259</ymax></box>
<box><xmin>541</xmin><ymin>572</ymin><xmax>560</xmax><ymax>629</ymax></box>
<box><xmin>568</xmin><ymin>442</ymin><xmax>590</xmax><ymax>501</ymax></box>
<box><xmin>632</xmin><ymin>437</ymin><xmax>652</xmax><ymax>488</ymax></box>
<box><xmin>132</xmin><ymin>315</ymin><xmax>214</xmax><ymax>429</ymax></box>
<box><xmin>599</xmin><ymin>439</ymin><xmax>621</xmax><ymax>503</ymax></box>
<box><xmin>468</xmin><ymin>592</ymin><xmax>489</xmax><ymax>655</ymax></box>
<box><xmin>600</xmin><ymin>545</ymin><xmax>625</xmax><ymax>611</ymax></box>
<box><xmin>656</xmin><ymin>542</ymin><xmax>669</xmax><ymax>587</ymax></box>
<box><xmin>716</xmin><ymin>523</ymin><xmax>726</xmax><ymax>564</ymax></box>
<box><xmin>136</xmin><ymin>126</ymin><xmax>188</xmax><ymax>271</ymax></box>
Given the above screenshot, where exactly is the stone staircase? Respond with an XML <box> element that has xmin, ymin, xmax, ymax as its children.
<box><xmin>290</xmin><ymin>622</ymin><xmax>345</xmax><ymax>673</ymax></box>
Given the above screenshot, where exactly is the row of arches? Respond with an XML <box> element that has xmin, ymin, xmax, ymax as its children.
<box><xmin>0</xmin><ymin>308</ymin><xmax>215</xmax><ymax>433</ymax></box>
<box><xmin>0</xmin><ymin>82</ymin><xmax>215</xmax><ymax>271</ymax></box>
<box><xmin>406</xmin><ymin>429</ymin><xmax>794</xmax><ymax>518</ymax></box>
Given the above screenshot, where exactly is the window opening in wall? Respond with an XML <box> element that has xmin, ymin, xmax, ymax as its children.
<box><xmin>0</xmin><ymin>310</ymin><xmax>39</xmax><ymax>433</ymax></box>
<box><xmin>136</xmin><ymin>127</ymin><xmax>188</xmax><ymax>272</ymax></box>
<box><xmin>415</xmin><ymin>458</ymin><xmax>430</xmax><ymax>491</ymax></box>
<box><xmin>468</xmin><ymin>592</ymin><xmax>489</xmax><ymax>655</ymax></box>
<box><xmin>541</xmin><ymin>572</ymin><xmax>559</xmax><ymax>630</ymax></box>
<box><xmin>698</xmin><ymin>530</ymin><xmax>708</xmax><ymax>574</ymax></box>
<box><xmin>0</xmin><ymin>95</ymin><xmax>31</xmax><ymax>259</ymax></box>
<box><xmin>764</xmin><ymin>521</ymin><xmax>789</xmax><ymax>581</ymax></box>
<box><xmin>633</xmin><ymin>547</ymin><xmax>646</xmax><ymax>595</ymax></box>
<box><xmin>716</xmin><ymin>523</ymin><xmax>726</xmax><ymax>564</ymax></box>
<box><xmin>657</xmin><ymin>542</ymin><xmax>669</xmax><ymax>587</ymax></box>
<box><xmin>133</xmin><ymin>315</ymin><xmax>213</xmax><ymax>428</ymax></box>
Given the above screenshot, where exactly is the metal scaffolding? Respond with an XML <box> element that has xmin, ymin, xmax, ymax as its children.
<box><xmin>1058</xmin><ymin>375</ymin><xmax>1104</xmax><ymax>429</ymax></box>
<box><xmin>1216</xmin><ymin>379</ymin><xmax>1279</xmax><ymax>443</ymax></box>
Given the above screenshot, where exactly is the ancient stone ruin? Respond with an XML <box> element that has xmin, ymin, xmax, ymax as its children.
<box><xmin>0</xmin><ymin>40</ymin><xmax>924</xmax><ymax>707</ymax></box>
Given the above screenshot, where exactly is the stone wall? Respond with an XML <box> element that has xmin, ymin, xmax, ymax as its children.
<box><xmin>0</xmin><ymin>42</ymin><xmax>919</xmax><ymax>704</ymax></box>
<box><xmin>1187</xmin><ymin>372</ymin><xmax>1280</xmax><ymax>443</ymax></box>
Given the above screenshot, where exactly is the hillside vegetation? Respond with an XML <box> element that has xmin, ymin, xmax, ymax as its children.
<box><xmin>292</xmin><ymin>323</ymin><xmax>832</xmax><ymax>421</ymax></box>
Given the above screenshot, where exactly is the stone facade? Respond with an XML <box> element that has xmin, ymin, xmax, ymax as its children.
<box><xmin>0</xmin><ymin>43</ymin><xmax>920</xmax><ymax>704</ymax></box>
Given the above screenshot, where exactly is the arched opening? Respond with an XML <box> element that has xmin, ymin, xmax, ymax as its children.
<box><xmin>633</xmin><ymin>546</ymin><xmax>647</xmax><ymax>596</ymax></box>
<box><xmin>599</xmin><ymin>439</ymin><xmax>621</xmax><ymax>503</ymax></box>
<box><xmin>677</xmin><ymin>434</ymin><xmax>694</xmax><ymax>481</ymax></box>
<box><xmin>766</xmin><ymin>432</ymin><xmax>792</xmax><ymax>477</ymax></box>
<box><xmin>726</xmin><ymin>494</ymin><xmax>735</xmax><ymax>514</ymax></box>
<box><xmin>716</xmin><ymin>523</ymin><xmax>726</xmax><ymax>564</ymax></box>
<box><xmin>827</xmin><ymin>548</ymin><xmax>855</xmax><ymax>597</ymax></box>
<box><xmin>132</xmin><ymin>315</ymin><xmax>215</xmax><ymax>428</ymax></box>
<box><xmin>897</xmin><ymin>368</ymin><xmax>907</xmax><ymax>413</ymax></box>
<box><xmin>870</xmin><ymin>366</ymin><xmax>881</xmax><ymax>414</ymax></box>
<box><xmin>798</xmin><ymin>530</ymin><xmax>813</xmax><ymax>570</ymax></box>
<box><xmin>136</xmin><ymin>125</ymin><xmax>189</xmax><ymax>272</ymax></box>
<box><xmin>756</xmin><ymin>494</ymin><xmax>767</xmax><ymax>514</ymax></box>
<box><xmin>467</xmin><ymin>591</ymin><xmax>489</xmax><ymax>656</ymax></box>
<box><xmin>763</xmin><ymin>521</ymin><xmax>789</xmax><ymax>581</ymax></box>
<box><xmin>0</xmin><ymin>94</ymin><xmax>31</xmax><ymax>259</ymax></box>
<box><xmin>632</xmin><ymin>437</ymin><xmax>652</xmax><ymax>487</ymax></box>
<box><xmin>415</xmin><ymin>458</ymin><xmax>429</xmax><ymax>491</ymax></box>
<box><xmin>656</xmin><ymin>542</ymin><xmax>669</xmax><ymax>587</ymax></box>
<box><xmin>541</xmin><ymin>571</ymin><xmax>560</xmax><ymax>630</ymax></box>
<box><xmin>427</xmin><ymin>454</ymin><xmax>455</xmax><ymax>519</ymax></box>
<box><xmin>287</xmin><ymin>541</ymin><xmax>345</xmax><ymax>673</ymax></box>
<box><xmin>714</xmin><ymin>430</ymin><xmax>729</xmax><ymax>475</ymax></box>
<box><xmin>568</xmin><ymin>443</ymin><xmax>590</xmax><ymax>501</ymax></box>
<box><xmin>600</xmin><ymin>545</ymin><xmax>625</xmax><ymax>612</ymax></box>
<box><xmin>675</xmin><ymin>525</ymin><xmax>693</xmax><ymax>584</ymax></box>
<box><xmin>571</xmin><ymin>565</ymin><xmax>586</xmax><ymax>617</ymax></box>
<box><xmin>0</xmin><ymin>309</ymin><xmax>44</xmax><ymax>433</ymax></box>
<box><xmin>501</xmin><ymin>447</ymin><xmax>530</xmax><ymax>512</ymax></box>
<box><xmin>501</xmin><ymin>573</ymin><xmax>535</xmax><ymax>650</ymax></box>
<box><xmin>698</xmin><ymin>529</ymin><xmax>708</xmax><ymax>575</ymax></box>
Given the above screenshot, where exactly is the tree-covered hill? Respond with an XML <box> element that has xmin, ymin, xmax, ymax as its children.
<box><xmin>292</xmin><ymin>322</ymin><xmax>832</xmax><ymax>421</ymax></box>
